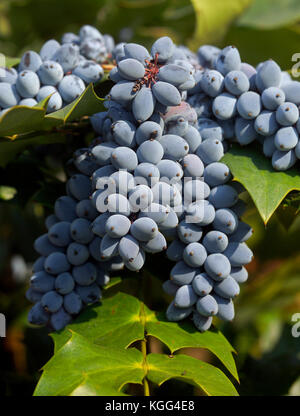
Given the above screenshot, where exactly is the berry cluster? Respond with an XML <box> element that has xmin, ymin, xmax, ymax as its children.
<box><xmin>108</xmin><ymin>37</ymin><xmax>196</xmax><ymax>123</ymax></box>
<box><xmin>187</xmin><ymin>45</ymin><xmax>300</xmax><ymax>171</ymax></box>
<box><xmin>0</xmin><ymin>25</ymin><xmax>114</xmax><ymax>115</ymax></box>
<box><xmin>25</xmin><ymin>34</ymin><xmax>256</xmax><ymax>333</ymax></box>
<box><xmin>27</xmin><ymin>144</ymin><xmax>113</xmax><ymax>331</ymax></box>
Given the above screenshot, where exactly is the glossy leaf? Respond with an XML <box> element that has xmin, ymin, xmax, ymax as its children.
<box><xmin>51</xmin><ymin>292</ymin><xmax>237</xmax><ymax>378</ymax></box>
<box><xmin>0</xmin><ymin>96</ymin><xmax>50</xmax><ymax>137</ymax></box>
<box><xmin>52</xmin><ymin>292</ymin><xmax>145</xmax><ymax>353</ymax></box>
<box><xmin>36</xmin><ymin>293</ymin><xmax>238</xmax><ymax>395</ymax></box>
<box><xmin>0</xmin><ymin>83</ymin><xmax>104</xmax><ymax>138</ymax></box>
<box><xmin>43</xmin><ymin>83</ymin><xmax>104</xmax><ymax>129</ymax></box>
<box><xmin>147</xmin><ymin>353</ymin><xmax>239</xmax><ymax>396</ymax></box>
<box><xmin>35</xmin><ymin>329</ymin><xmax>238</xmax><ymax>396</ymax></box>
<box><xmin>146</xmin><ymin>310</ymin><xmax>238</xmax><ymax>381</ymax></box>
<box><xmin>34</xmin><ymin>332</ymin><xmax>144</xmax><ymax>396</ymax></box>
<box><xmin>222</xmin><ymin>145</ymin><xmax>300</xmax><ymax>224</ymax></box>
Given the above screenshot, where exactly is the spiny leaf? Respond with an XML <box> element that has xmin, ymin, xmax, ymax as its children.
<box><xmin>51</xmin><ymin>292</ymin><xmax>237</xmax><ymax>380</ymax></box>
<box><xmin>43</xmin><ymin>83</ymin><xmax>104</xmax><ymax>129</ymax></box>
<box><xmin>0</xmin><ymin>83</ymin><xmax>104</xmax><ymax>138</ymax></box>
<box><xmin>34</xmin><ymin>332</ymin><xmax>144</xmax><ymax>396</ymax></box>
<box><xmin>0</xmin><ymin>96</ymin><xmax>50</xmax><ymax>137</ymax></box>
<box><xmin>222</xmin><ymin>145</ymin><xmax>300</xmax><ymax>224</ymax></box>
<box><xmin>51</xmin><ymin>292</ymin><xmax>145</xmax><ymax>353</ymax></box>
<box><xmin>145</xmin><ymin>310</ymin><xmax>238</xmax><ymax>381</ymax></box>
<box><xmin>147</xmin><ymin>353</ymin><xmax>239</xmax><ymax>396</ymax></box>
<box><xmin>36</xmin><ymin>293</ymin><xmax>238</xmax><ymax>396</ymax></box>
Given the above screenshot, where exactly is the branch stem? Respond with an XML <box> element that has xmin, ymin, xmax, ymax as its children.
<box><xmin>141</xmin><ymin>337</ymin><xmax>150</xmax><ymax>396</ymax></box>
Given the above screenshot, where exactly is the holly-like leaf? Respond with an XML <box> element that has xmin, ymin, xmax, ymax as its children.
<box><xmin>146</xmin><ymin>311</ymin><xmax>238</xmax><ymax>381</ymax></box>
<box><xmin>189</xmin><ymin>0</ymin><xmax>252</xmax><ymax>47</ymax></box>
<box><xmin>222</xmin><ymin>145</ymin><xmax>300</xmax><ymax>224</ymax></box>
<box><xmin>35</xmin><ymin>292</ymin><xmax>238</xmax><ymax>397</ymax></box>
<box><xmin>237</xmin><ymin>0</ymin><xmax>300</xmax><ymax>29</ymax></box>
<box><xmin>0</xmin><ymin>96</ymin><xmax>50</xmax><ymax>137</ymax></box>
<box><xmin>147</xmin><ymin>353</ymin><xmax>238</xmax><ymax>396</ymax></box>
<box><xmin>0</xmin><ymin>83</ymin><xmax>104</xmax><ymax>138</ymax></box>
<box><xmin>52</xmin><ymin>293</ymin><xmax>237</xmax><ymax>378</ymax></box>
<box><xmin>35</xmin><ymin>330</ymin><xmax>238</xmax><ymax>396</ymax></box>
<box><xmin>42</xmin><ymin>83</ymin><xmax>104</xmax><ymax>129</ymax></box>
<box><xmin>34</xmin><ymin>332</ymin><xmax>144</xmax><ymax>396</ymax></box>
<box><xmin>52</xmin><ymin>292</ymin><xmax>145</xmax><ymax>353</ymax></box>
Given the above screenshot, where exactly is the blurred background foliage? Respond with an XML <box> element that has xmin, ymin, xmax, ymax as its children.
<box><xmin>0</xmin><ymin>0</ymin><xmax>300</xmax><ymax>396</ymax></box>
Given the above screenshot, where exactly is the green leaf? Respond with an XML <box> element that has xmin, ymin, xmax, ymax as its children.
<box><xmin>0</xmin><ymin>185</ymin><xmax>17</xmax><ymax>200</ymax></box>
<box><xmin>147</xmin><ymin>353</ymin><xmax>238</xmax><ymax>396</ymax></box>
<box><xmin>145</xmin><ymin>311</ymin><xmax>238</xmax><ymax>381</ymax></box>
<box><xmin>0</xmin><ymin>83</ymin><xmax>104</xmax><ymax>138</ymax></box>
<box><xmin>52</xmin><ymin>293</ymin><xmax>237</xmax><ymax>379</ymax></box>
<box><xmin>35</xmin><ymin>331</ymin><xmax>238</xmax><ymax>396</ymax></box>
<box><xmin>104</xmin><ymin>276</ymin><xmax>122</xmax><ymax>290</ymax></box>
<box><xmin>51</xmin><ymin>292</ymin><xmax>145</xmax><ymax>353</ymax></box>
<box><xmin>43</xmin><ymin>83</ymin><xmax>104</xmax><ymax>129</ymax></box>
<box><xmin>189</xmin><ymin>0</ymin><xmax>252</xmax><ymax>47</ymax></box>
<box><xmin>35</xmin><ymin>293</ymin><xmax>238</xmax><ymax>396</ymax></box>
<box><xmin>0</xmin><ymin>133</ymin><xmax>66</xmax><ymax>168</ymax></box>
<box><xmin>222</xmin><ymin>145</ymin><xmax>300</xmax><ymax>224</ymax></box>
<box><xmin>5</xmin><ymin>57</ymin><xmax>20</xmax><ymax>68</ymax></box>
<box><xmin>34</xmin><ymin>332</ymin><xmax>144</xmax><ymax>396</ymax></box>
<box><xmin>0</xmin><ymin>96</ymin><xmax>50</xmax><ymax>137</ymax></box>
<box><xmin>237</xmin><ymin>0</ymin><xmax>300</xmax><ymax>29</ymax></box>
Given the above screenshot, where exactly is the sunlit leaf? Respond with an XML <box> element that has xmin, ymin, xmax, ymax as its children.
<box><xmin>0</xmin><ymin>83</ymin><xmax>104</xmax><ymax>138</ymax></box>
<box><xmin>189</xmin><ymin>0</ymin><xmax>252</xmax><ymax>47</ymax></box>
<box><xmin>0</xmin><ymin>185</ymin><xmax>17</xmax><ymax>200</ymax></box>
<box><xmin>34</xmin><ymin>332</ymin><xmax>144</xmax><ymax>396</ymax></box>
<box><xmin>147</xmin><ymin>353</ymin><xmax>238</xmax><ymax>396</ymax></box>
<box><xmin>4</xmin><ymin>56</ymin><xmax>20</xmax><ymax>68</ymax></box>
<box><xmin>222</xmin><ymin>145</ymin><xmax>300</xmax><ymax>224</ymax></box>
<box><xmin>35</xmin><ymin>293</ymin><xmax>238</xmax><ymax>396</ymax></box>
